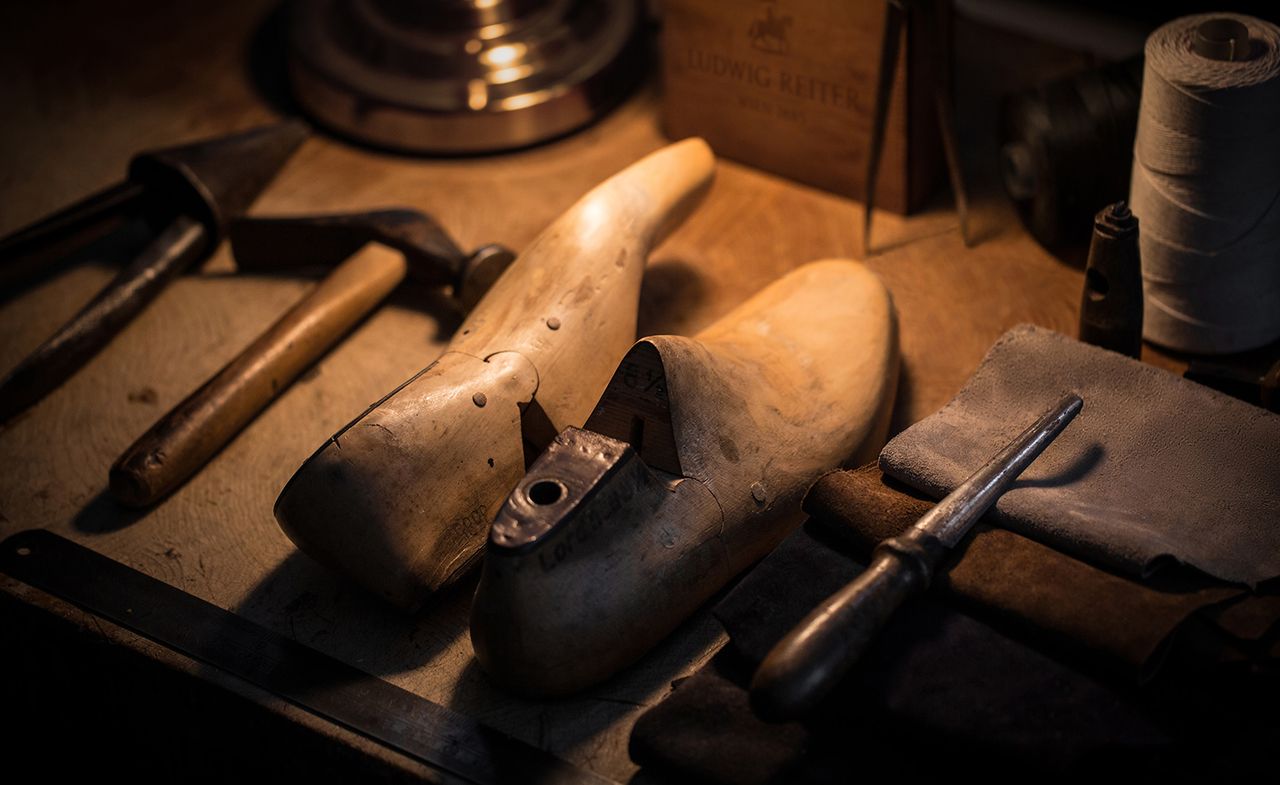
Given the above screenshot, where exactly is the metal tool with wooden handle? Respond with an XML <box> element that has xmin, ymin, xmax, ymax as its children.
<box><xmin>109</xmin><ymin>209</ymin><xmax>513</xmax><ymax>507</ymax></box>
<box><xmin>273</xmin><ymin>139</ymin><xmax>716</xmax><ymax>610</ymax></box>
<box><xmin>470</xmin><ymin>260</ymin><xmax>900</xmax><ymax>697</ymax></box>
<box><xmin>749</xmin><ymin>393</ymin><xmax>1084</xmax><ymax>720</ymax></box>
<box><xmin>0</xmin><ymin>122</ymin><xmax>307</xmax><ymax>423</ymax></box>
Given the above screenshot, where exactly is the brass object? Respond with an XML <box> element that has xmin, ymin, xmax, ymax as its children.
<box><xmin>287</xmin><ymin>0</ymin><xmax>646</xmax><ymax>153</ymax></box>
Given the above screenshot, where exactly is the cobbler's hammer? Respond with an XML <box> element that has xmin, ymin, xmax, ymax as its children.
<box><xmin>110</xmin><ymin>209</ymin><xmax>514</xmax><ymax>507</ymax></box>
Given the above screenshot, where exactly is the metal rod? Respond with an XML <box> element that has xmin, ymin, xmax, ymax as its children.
<box><xmin>923</xmin><ymin>0</ymin><xmax>971</xmax><ymax>246</ymax></box>
<box><xmin>750</xmin><ymin>393</ymin><xmax>1083</xmax><ymax>720</ymax></box>
<box><xmin>0</xmin><ymin>181</ymin><xmax>149</xmax><ymax>292</ymax></box>
<box><xmin>0</xmin><ymin>215</ymin><xmax>209</xmax><ymax>424</ymax></box>
<box><xmin>862</xmin><ymin>2</ymin><xmax>904</xmax><ymax>257</ymax></box>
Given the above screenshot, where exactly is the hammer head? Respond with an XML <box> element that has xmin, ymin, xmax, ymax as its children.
<box><xmin>127</xmin><ymin>120</ymin><xmax>309</xmax><ymax>237</ymax></box>
<box><xmin>229</xmin><ymin>209</ymin><xmax>514</xmax><ymax>302</ymax></box>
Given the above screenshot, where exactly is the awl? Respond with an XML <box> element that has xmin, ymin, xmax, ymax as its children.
<box><xmin>751</xmin><ymin>392</ymin><xmax>1084</xmax><ymax>720</ymax></box>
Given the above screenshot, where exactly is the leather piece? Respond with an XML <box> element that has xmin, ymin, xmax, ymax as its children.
<box><xmin>629</xmin><ymin>525</ymin><xmax>1238</xmax><ymax>783</ymax></box>
<box><xmin>878</xmin><ymin>325</ymin><xmax>1280</xmax><ymax>585</ymax></box>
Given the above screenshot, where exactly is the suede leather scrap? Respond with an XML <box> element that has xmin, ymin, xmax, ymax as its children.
<box><xmin>878</xmin><ymin>325</ymin><xmax>1280</xmax><ymax>585</ymax></box>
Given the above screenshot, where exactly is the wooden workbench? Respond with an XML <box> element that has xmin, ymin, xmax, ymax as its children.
<box><xmin>0</xmin><ymin>2</ymin><xmax>1153</xmax><ymax>780</ymax></box>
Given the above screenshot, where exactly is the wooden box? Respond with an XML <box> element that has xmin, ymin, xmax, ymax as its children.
<box><xmin>662</xmin><ymin>0</ymin><xmax>943</xmax><ymax>213</ymax></box>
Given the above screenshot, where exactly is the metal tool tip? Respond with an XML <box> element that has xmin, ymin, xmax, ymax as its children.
<box><xmin>1060</xmin><ymin>392</ymin><xmax>1084</xmax><ymax>415</ymax></box>
<box><xmin>1039</xmin><ymin>393</ymin><xmax>1084</xmax><ymax>432</ymax></box>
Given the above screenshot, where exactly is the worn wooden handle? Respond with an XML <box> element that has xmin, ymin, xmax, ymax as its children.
<box><xmin>749</xmin><ymin>531</ymin><xmax>943</xmax><ymax>721</ymax></box>
<box><xmin>110</xmin><ymin>242</ymin><xmax>407</xmax><ymax>507</ymax></box>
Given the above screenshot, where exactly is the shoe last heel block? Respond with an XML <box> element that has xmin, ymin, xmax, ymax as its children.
<box><xmin>471</xmin><ymin>259</ymin><xmax>900</xmax><ymax>696</ymax></box>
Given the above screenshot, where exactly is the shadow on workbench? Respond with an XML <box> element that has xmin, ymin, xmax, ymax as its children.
<box><xmin>72</xmin><ymin>490</ymin><xmax>149</xmax><ymax>534</ymax></box>
<box><xmin>232</xmin><ymin>545</ymin><xmax>726</xmax><ymax>773</ymax></box>
<box><xmin>0</xmin><ymin>588</ymin><xmax>438</xmax><ymax>783</ymax></box>
<box><xmin>637</xmin><ymin>257</ymin><xmax>710</xmax><ymax>339</ymax></box>
<box><xmin>235</xmin><ymin>550</ymin><xmax>468</xmax><ymax>674</ymax></box>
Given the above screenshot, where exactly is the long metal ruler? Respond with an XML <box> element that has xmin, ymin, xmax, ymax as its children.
<box><xmin>0</xmin><ymin>529</ymin><xmax>612</xmax><ymax>785</ymax></box>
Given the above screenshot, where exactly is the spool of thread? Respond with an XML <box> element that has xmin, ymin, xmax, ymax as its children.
<box><xmin>1001</xmin><ymin>57</ymin><xmax>1144</xmax><ymax>257</ymax></box>
<box><xmin>1130</xmin><ymin>13</ymin><xmax>1280</xmax><ymax>354</ymax></box>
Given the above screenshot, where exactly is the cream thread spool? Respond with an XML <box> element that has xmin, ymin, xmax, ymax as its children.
<box><xmin>1130</xmin><ymin>13</ymin><xmax>1280</xmax><ymax>354</ymax></box>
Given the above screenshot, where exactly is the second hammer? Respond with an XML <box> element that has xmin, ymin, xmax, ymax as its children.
<box><xmin>109</xmin><ymin>209</ymin><xmax>514</xmax><ymax>507</ymax></box>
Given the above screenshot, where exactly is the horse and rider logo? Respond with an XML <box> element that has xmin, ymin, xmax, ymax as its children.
<box><xmin>748</xmin><ymin>2</ymin><xmax>793</xmax><ymax>54</ymax></box>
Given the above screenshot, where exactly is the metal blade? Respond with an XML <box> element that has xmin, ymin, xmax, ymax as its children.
<box><xmin>921</xmin><ymin>0</ymin><xmax>971</xmax><ymax>246</ymax></box>
<box><xmin>863</xmin><ymin>1</ymin><xmax>905</xmax><ymax>257</ymax></box>
<box><xmin>0</xmin><ymin>529</ymin><xmax>612</xmax><ymax>785</ymax></box>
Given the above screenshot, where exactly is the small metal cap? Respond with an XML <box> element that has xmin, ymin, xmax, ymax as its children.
<box><xmin>1095</xmin><ymin>200</ymin><xmax>1138</xmax><ymax>237</ymax></box>
<box><xmin>1192</xmin><ymin>18</ymin><xmax>1252</xmax><ymax>62</ymax></box>
<box><xmin>456</xmin><ymin>244</ymin><xmax>516</xmax><ymax>310</ymax></box>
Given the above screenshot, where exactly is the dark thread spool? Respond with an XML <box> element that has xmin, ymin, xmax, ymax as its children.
<box><xmin>1079</xmin><ymin>201</ymin><xmax>1143</xmax><ymax>358</ymax></box>
<box><xmin>1001</xmin><ymin>57</ymin><xmax>1143</xmax><ymax>263</ymax></box>
<box><xmin>1133</xmin><ymin>13</ymin><xmax>1280</xmax><ymax>354</ymax></box>
<box><xmin>1192</xmin><ymin>17</ymin><xmax>1252</xmax><ymax>61</ymax></box>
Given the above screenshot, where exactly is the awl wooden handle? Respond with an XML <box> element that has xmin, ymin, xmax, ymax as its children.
<box><xmin>749</xmin><ymin>530</ymin><xmax>944</xmax><ymax>720</ymax></box>
<box><xmin>110</xmin><ymin>242</ymin><xmax>407</xmax><ymax>507</ymax></box>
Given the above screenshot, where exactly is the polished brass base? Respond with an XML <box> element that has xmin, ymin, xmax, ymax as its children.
<box><xmin>287</xmin><ymin>0</ymin><xmax>645</xmax><ymax>153</ymax></box>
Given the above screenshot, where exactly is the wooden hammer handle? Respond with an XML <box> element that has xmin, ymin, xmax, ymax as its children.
<box><xmin>110</xmin><ymin>242</ymin><xmax>407</xmax><ymax>507</ymax></box>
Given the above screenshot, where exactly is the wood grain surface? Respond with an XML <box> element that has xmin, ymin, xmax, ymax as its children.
<box><xmin>0</xmin><ymin>2</ymin><xmax>1179</xmax><ymax>781</ymax></box>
